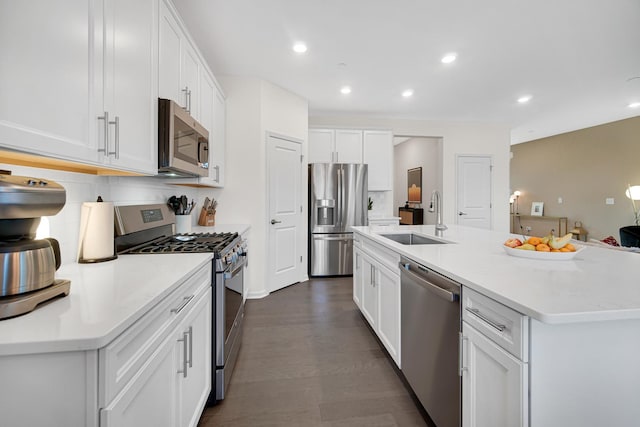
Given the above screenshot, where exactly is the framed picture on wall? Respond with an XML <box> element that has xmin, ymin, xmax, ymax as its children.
<box><xmin>531</xmin><ymin>202</ymin><xmax>544</xmax><ymax>216</ymax></box>
<box><xmin>407</xmin><ymin>167</ymin><xmax>422</xmax><ymax>203</ymax></box>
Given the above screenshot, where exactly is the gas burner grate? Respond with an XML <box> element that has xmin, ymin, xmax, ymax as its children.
<box><xmin>124</xmin><ymin>232</ymin><xmax>239</xmax><ymax>255</ymax></box>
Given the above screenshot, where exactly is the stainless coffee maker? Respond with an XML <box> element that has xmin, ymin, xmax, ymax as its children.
<box><xmin>0</xmin><ymin>174</ymin><xmax>69</xmax><ymax>318</ymax></box>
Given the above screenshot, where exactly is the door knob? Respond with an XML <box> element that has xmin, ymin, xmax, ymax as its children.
<box><xmin>271</xmin><ymin>219</ymin><xmax>282</xmax><ymax>224</ymax></box>
<box><xmin>458</xmin><ymin>211</ymin><xmax>468</xmax><ymax>216</ymax></box>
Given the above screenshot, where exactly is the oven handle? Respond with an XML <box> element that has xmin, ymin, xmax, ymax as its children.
<box><xmin>224</xmin><ymin>255</ymin><xmax>247</xmax><ymax>280</ymax></box>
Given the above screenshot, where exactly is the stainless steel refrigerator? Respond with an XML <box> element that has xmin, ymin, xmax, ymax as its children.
<box><xmin>309</xmin><ymin>163</ymin><xmax>368</xmax><ymax>276</ymax></box>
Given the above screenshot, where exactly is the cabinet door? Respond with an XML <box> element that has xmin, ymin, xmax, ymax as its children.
<box><xmin>181</xmin><ymin>43</ymin><xmax>200</xmax><ymax>118</ymax></box>
<box><xmin>100</xmin><ymin>333</ymin><xmax>177</xmax><ymax>427</ymax></box>
<box><xmin>353</xmin><ymin>246</ymin><xmax>364</xmax><ymax>309</ymax></box>
<box><xmin>177</xmin><ymin>289</ymin><xmax>212</xmax><ymax>427</ymax></box>
<box><xmin>102</xmin><ymin>0</ymin><xmax>157</xmax><ymax>174</ymax></box>
<box><xmin>308</xmin><ymin>129</ymin><xmax>334</xmax><ymax>163</ymax></box>
<box><xmin>363</xmin><ymin>130</ymin><xmax>393</xmax><ymax>191</ymax></box>
<box><xmin>0</xmin><ymin>0</ymin><xmax>99</xmax><ymax>163</ymax></box>
<box><xmin>462</xmin><ymin>322</ymin><xmax>528</xmax><ymax>427</ymax></box>
<box><xmin>376</xmin><ymin>263</ymin><xmax>400</xmax><ymax>366</ymax></box>
<box><xmin>335</xmin><ymin>130</ymin><xmax>363</xmax><ymax>163</ymax></box>
<box><xmin>158</xmin><ymin>0</ymin><xmax>182</xmax><ymax>104</ymax></box>
<box><xmin>360</xmin><ymin>253</ymin><xmax>377</xmax><ymax>328</ymax></box>
<box><xmin>208</xmin><ymin>86</ymin><xmax>225</xmax><ymax>187</ymax></box>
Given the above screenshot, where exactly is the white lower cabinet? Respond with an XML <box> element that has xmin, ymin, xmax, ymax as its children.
<box><xmin>360</xmin><ymin>252</ymin><xmax>377</xmax><ymax>327</ymax></box>
<box><xmin>100</xmin><ymin>331</ymin><xmax>178</xmax><ymax>427</ymax></box>
<box><xmin>461</xmin><ymin>322</ymin><xmax>528</xmax><ymax>427</ymax></box>
<box><xmin>352</xmin><ymin>235</ymin><xmax>401</xmax><ymax>366</ymax></box>
<box><xmin>353</xmin><ymin>246</ymin><xmax>363</xmax><ymax>309</ymax></box>
<box><xmin>375</xmin><ymin>262</ymin><xmax>400</xmax><ymax>363</ymax></box>
<box><xmin>101</xmin><ymin>286</ymin><xmax>212</xmax><ymax>427</ymax></box>
<box><xmin>176</xmin><ymin>289</ymin><xmax>212</xmax><ymax>427</ymax></box>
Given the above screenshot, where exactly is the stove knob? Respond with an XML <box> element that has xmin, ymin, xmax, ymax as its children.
<box><xmin>38</xmin><ymin>180</ymin><xmax>48</xmax><ymax>186</ymax></box>
<box><xmin>27</xmin><ymin>179</ymin><xmax>37</xmax><ymax>186</ymax></box>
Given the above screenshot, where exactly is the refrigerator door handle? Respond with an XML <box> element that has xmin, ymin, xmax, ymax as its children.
<box><xmin>312</xmin><ymin>235</ymin><xmax>352</xmax><ymax>241</ymax></box>
<box><xmin>337</xmin><ymin>167</ymin><xmax>342</xmax><ymax>228</ymax></box>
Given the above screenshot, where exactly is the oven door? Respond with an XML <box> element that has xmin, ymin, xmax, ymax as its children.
<box><xmin>214</xmin><ymin>254</ymin><xmax>246</xmax><ymax>401</ymax></box>
<box><xmin>223</xmin><ymin>256</ymin><xmax>245</xmax><ymax>361</ymax></box>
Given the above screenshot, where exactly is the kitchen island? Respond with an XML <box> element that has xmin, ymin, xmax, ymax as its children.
<box><xmin>352</xmin><ymin>224</ymin><xmax>640</xmax><ymax>427</ymax></box>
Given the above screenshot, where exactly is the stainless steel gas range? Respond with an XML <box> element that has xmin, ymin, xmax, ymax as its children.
<box><xmin>114</xmin><ymin>204</ymin><xmax>246</xmax><ymax>406</ymax></box>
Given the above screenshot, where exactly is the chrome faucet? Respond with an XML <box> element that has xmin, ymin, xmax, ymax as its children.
<box><xmin>429</xmin><ymin>190</ymin><xmax>447</xmax><ymax>232</ymax></box>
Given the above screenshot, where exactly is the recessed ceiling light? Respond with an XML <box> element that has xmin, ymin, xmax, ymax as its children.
<box><xmin>517</xmin><ymin>95</ymin><xmax>532</xmax><ymax>104</ymax></box>
<box><xmin>402</xmin><ymin>89</ymin><xmax>414</xmax><ymax>98</ymax></box>
<box><xmin>292</xmin><ymin>42</ymin><xmax>307</xmax><ymax>54</ymax></box>
<box><xmin>441</xmin><ymin>53</ymin><xmax>457</xmax><ymax>64</ymax></box>
<box><xmin>629</xmin><ymin>102</ymin><xmax>640</xmax><ymax>108</ymax></box>
<box><xmin>340</xmin><ymin>86</ymin><xmax>352</xmax><ymax>95</ymax></box>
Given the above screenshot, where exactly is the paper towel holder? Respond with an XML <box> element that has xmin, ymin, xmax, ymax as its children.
<box><xmin>78</xmin><ymin>196</ymin><xmax>118</xmax><ymax>264</ymax></box>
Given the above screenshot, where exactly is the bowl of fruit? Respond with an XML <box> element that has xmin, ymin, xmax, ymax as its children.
<box><xmin>503</xmin><ymin>233</ymin><xmax>583</xmax><ymax>260</ymax></box>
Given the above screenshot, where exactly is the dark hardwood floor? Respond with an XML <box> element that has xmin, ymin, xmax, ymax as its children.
<box><xmin>198</xmin><ymin>277</ymin><xmax>428</xmax><ymax>427</ymax></box>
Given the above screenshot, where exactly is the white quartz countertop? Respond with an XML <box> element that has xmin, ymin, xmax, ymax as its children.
<box><xmin>353</xmin><ymin>224</ymin><xmax>640</xmax><ymax>324</ymax></box>
<box><xmin>0</xmin><ymin>253</ymin><xmax>212</xmax><ymax>356</ymax></box>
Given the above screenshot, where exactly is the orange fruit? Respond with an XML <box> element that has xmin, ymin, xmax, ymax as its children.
<box><xmin>564</xmin><ymin>243</ymin><xmax>576</xmax><ymax>252</ymax></box>
<box><xmin>559</xmin><ymin>247</ymin><xmax>571</xmax><ymax>252</ymax></box>
<box><xmin>536</xmin><ymin>243</ymin><xmax>551</xmax><ymax>252</ymax></box>
<box><xmin>551</xmin><ymin>249</ymin><xmax>561</xmax><ymax>252</ymax></box>
<box><xmin>527</xmin><ymin>236</ymin><xmax>542</xmax><ymax>246</ymax></box>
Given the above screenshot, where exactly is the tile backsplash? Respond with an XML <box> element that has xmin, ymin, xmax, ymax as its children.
<box><xmin>367</xmin><ymin>191</ymin><xmax>394</xmax><ymax>218</ymax></box>
<box><xmin>1</xmin><ymin>164</ymin><xmax>200</xmax><ymax>265</ymax></box>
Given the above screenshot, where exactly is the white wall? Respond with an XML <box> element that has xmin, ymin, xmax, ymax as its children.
<box><xmin>217</xmin><ymin>76</ymin><xmax>308</xmax><ymax>298</ymax></box>
<box><xmin>310</xmin><ymin>116</ymin><xmax>511</xmax><ymax>231</ymax></box>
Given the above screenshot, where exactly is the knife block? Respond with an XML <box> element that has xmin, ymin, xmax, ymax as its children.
<box><xmin>198</xmin><ymin>207</ymin><xmax>216</xmax><ymax>226</ymax></box>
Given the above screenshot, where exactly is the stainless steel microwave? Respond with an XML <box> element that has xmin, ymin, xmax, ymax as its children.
<box><xmin>158</xmin><ymin>98</ymin><xmax>209</xmax><ymax>177</ymax></box>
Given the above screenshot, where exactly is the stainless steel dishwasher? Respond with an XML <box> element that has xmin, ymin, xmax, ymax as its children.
<box><xmin>400</xmin><ymin>256</ymin><xmax>461</xmax><ymax>427</ymax></box>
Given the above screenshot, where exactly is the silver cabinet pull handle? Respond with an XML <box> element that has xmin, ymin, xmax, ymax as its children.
<box><xmin>97</xmin><ymin>111</ymin><xmax>109</xmax><ymax>156</ymax></box>
<box><xmin>214</xmin><ymin>165</ymin><xmax>220</xmax><ymax>183</ymax></box>
<box><xmin>458</xmin><ymin>211</ymin><xmax>468</xmax><ymax>216</ymax></box>
<box><xmin>271</xmin><ymin>219</ymin><xmax>282</xmax><ymax>224</ymax></box>
<box><xmin>177</xmin><ymin>331</ymin><xmax>189</xmax><ymax>378</ymax></box>
<box><xmin>108</xmin><ymin>116</ymin><xmax>119</xmax><ymax>159</ymax></box>
<box><xmin>459</xmin><ymin>332</ymin><xmax>468</xmax><ymax>376</ymax></box>
<box><xmin>182</xmin><ymin>86</ymin><xmax>189</xmax><ymax>111</ymax></box>
<box><xmin>188</xmin><ymin>89</ymin><xmax>192</xmax><ymax>113</ymax></box>
<box><xmin>187</xmin><ymin>326</ymin><xmax>193</xmax><ymax>368</ymax></box>
<box><xmin>465</xmin><ymin>307</ymin><xmax>506</xmax><ymax>332</ymax></box>
<box><xmin>170</xmin><ymin>295</ymin><xmax>194</xmax><ymax>314</ymax></box>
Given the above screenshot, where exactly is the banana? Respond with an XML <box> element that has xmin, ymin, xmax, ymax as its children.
<box><xmin>549</xmin><ymin>233</ymin><xmax>573</xmax><ymax>250</ymax></box>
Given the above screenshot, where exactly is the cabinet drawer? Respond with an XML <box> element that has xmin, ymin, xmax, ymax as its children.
<box><xmin>99</xmin><ymin>263</ymin><xmax>211</xmax><ymax>405</ymax></box>
<box><xmin>361</xmin><ymin>236</ymin><xmax>400</xmax><ymax>272</ymax></box>
<box><xmin>462</xmin><ymin>287</ymin><xmax>528</xmax><ymax>362</ymax></box>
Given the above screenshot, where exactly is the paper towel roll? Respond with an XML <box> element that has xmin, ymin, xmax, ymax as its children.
<box><xmin>77</xmin><ymin>201</ymin><xmax>115</xmax><ymax>262</ymax></box>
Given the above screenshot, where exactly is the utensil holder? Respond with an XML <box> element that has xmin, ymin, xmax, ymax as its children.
<box><xmin>175</xmin><ymin>215</ymin><xmax>192</xmax><ymax>234</ymax></box>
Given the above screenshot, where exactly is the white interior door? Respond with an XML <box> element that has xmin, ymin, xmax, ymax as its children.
<box><xmin>457</xmin><ymin>155</ymin><xmax>492</xmax><ymax>229</ymax></box>
<box><xmin>267</xmin><ymin>134</ymin><xmax>302</xmax><ymax>293</ymax></box>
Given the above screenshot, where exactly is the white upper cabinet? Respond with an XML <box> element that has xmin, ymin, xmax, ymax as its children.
<box><xmin>308</xmin><ymin>129</ymin><xmax>335</xmax><ymax>163</ymax></box>
<box><xmin>158</xmin><ymin>2</ymin><xmax>183</xmax><ymax>104</ymax></box>
<box><xmin>97</xmin><ymin>0</ymin><xmax>158</xmax><ymax>174</ymax></box>
<box><xmin>308</xmin><ymin>129</ymin><xmax>363</xmax><ymax>163</ymax></box>
<box><xmin>0</xmin><ymin>0</ymin><xmax>157</xmax><ymax>175</ymax></box>
<box><xmin>363</xmin><ymin>130</ymin><xmax>393</xmax><ymax>191</ymax></box>
<box><xmin>158</xmin><ymin>0</ymin><xmax>226</xmax><ymax>188</ymax></box>
<box><xmin>181</xmin><ymin>43</ymin><xmax>200</xmax><ymax>120</ymax></box>
<box><xmin>308</xmin><ymin>127</ymin><xmax>393</xmax><ymax>191</ymax></box>
<box><xmin>210</xmin><ymin>87</ymin><xmax>226</xmax><ymax>187</ymax></box>
<box><xmin>0</xmin><ymin>0</ymin><xmax>99</xmax><ymax>163</ymax></box>
<box><xmin>334</xmin><ymin>130</ymin><xmax>363</xmax><ymax>163</ymax></box>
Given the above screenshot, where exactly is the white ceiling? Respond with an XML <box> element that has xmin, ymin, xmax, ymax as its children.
<box><xmin>172</xmin><ymin>0</ymin><xmax>640</xmax><ymax>144</ymax></box>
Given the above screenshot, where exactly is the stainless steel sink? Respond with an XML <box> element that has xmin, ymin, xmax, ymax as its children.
<box><xmin>379</xmin><ymin>233</ymin><xmax>448</xmax><ymax>245</ymax></box>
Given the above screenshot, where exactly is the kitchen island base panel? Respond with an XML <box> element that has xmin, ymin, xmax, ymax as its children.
<box><xmin>529</xmin><ymin>318</ymin><xmax>640</xmax><ymax>426</ymax></box>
